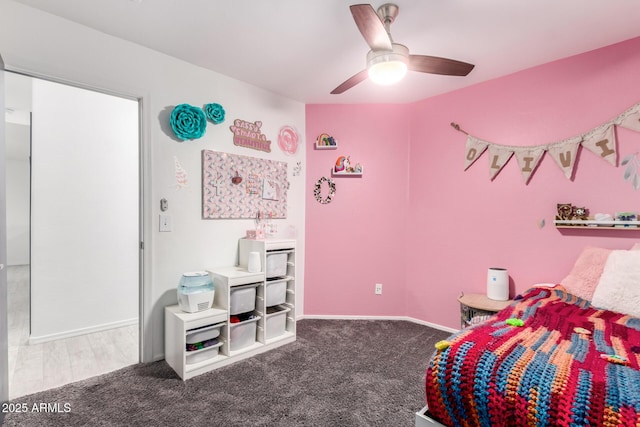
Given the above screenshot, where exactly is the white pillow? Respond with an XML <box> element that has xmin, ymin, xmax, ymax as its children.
<box><xmin>591</xmin><ymin>250</ymin><xmax>640</xmax><ymax>318</ymax></box>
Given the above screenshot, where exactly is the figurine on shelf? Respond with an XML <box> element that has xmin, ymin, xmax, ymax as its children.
<box><xmin>316</xmin><ymin>133</ymin><xmax>337</xmax><ymax>147</ymax></box>
<box><xmin>334</xmin><ymin>155</ymin><xmax>350</xmax><ymax>173</ymax></box>
<box><xmin>615</xmin><ymin>211</ymin><xmax>638</xmax><ymax>228</ymax></box>
<box><xmin>556</xmin><ymin>203</ymin><xmax>573</xmax><ymax>220</ymax></box>
<box><xmin>572</xmin><ymin>206</ymin><xmax>589</xmax><ymax>221</ymax></box>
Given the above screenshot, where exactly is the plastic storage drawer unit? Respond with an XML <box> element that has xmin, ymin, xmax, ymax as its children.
<box><xmin>229</xmin><ymin>283</ymin><xmax>259</xmax><ymax>315</ymax></box>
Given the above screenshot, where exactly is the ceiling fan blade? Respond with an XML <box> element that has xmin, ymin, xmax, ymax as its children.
<box><xmin>350</xmin><ymin>4</ymin><xmax>392</xmax><ymax>51</ymax></box>
<box><xmin>409</xmin><ymin>55</ymin><xmax>475</xmax><ymax>76</ymax></box>
<box><xmin>330</xmin><ymin>69</ymin><xmax>369</xmax><ymax>94</ymax></box>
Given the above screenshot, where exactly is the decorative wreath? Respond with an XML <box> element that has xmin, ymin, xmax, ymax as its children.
<box><xmin>314</xmin><ymin>176</ymin><xmax>336</xmax><ymax>204</ymax></box>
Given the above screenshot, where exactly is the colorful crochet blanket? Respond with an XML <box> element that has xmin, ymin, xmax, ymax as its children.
<box><xmin>425</xmin><ymin>287</ymin><xmax>640</xmax><ymax>427</ymax></box>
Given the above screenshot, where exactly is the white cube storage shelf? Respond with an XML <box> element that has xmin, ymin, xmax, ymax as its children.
<box><xmin>165</xmin><ymin>305</ymin><xmax>229</xmax><ymax>380</ymax></box>
<box><xmin>185</xmin><ymin>322</ymin><xmax>224</xmax><ymax>365</ymax></box>
<box><xmin>239</xmin><ymin>238</ymin><xmax>297</xmax><ymax>344</ymax></box>
<box><xmin>165</xmin><ymin>240</ymin><xmax>296</xmax><ymax>380</ymax></box>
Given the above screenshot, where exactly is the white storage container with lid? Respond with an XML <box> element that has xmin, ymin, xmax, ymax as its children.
<box><xmin>177</xmin><ymin>271</ymin><xmax>215</xmax><ymax>313</ymax></box>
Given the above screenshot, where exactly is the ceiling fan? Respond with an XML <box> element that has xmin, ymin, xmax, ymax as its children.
<box><xmin>331</xmin><ymin>3</ymin><xmax>475</xmax><ymax>94</ymax></box>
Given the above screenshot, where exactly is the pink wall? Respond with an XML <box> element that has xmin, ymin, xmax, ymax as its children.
<box><xmin>406</xmin><ymin>37</ymin><xmax>640</xmax><ymax>329</ymax></box>
<box><xmin>305</xmin><ymin>104</ymin><xmax>411</xmax><ymax>315</ymax></box>
<box><xmin>305</xmin><ymin>37</ymin><xmax>640</xmax><ymax>326</ymax></box>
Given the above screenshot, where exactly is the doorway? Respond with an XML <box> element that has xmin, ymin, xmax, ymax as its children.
<box><xmin>4</xmin><ymin>71</ymin><xmax>140</xmax><ymax>398</ymax></box>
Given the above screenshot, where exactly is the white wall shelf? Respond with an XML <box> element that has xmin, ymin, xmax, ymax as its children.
<box><xmin>554</xmin><ymin>219</ymin><xmax>640</xmax><ymax>230</ymax></box>
<box><xmin>315</xmin><ymin>143</ymin><xmax>338</xmax><ymax>150</ymax></box>
<box><xmin>332</xmin><ymin>170</ymin><xmax>363</xmax><ymax>177</ymax></box>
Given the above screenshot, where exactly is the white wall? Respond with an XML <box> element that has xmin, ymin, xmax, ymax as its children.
<box><xmin>30</xmin><ymin>78</ymin><xmax>139</xmax><ymax>341</ymax></box>
<box><xmin>0</xmin><ymin>0</ymin><xmax>306</xmax><ymax>360</ymax></box>
<box><xmin>5</xmin><ymin>124</ymin><xmax>30</xmax><ymax>266</ymax></box>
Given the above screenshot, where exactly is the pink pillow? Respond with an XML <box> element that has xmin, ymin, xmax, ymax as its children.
<box><xmin>561</xmin><ymin>247</ymin><xmax>612</xmax><ymax>301</ymax></box>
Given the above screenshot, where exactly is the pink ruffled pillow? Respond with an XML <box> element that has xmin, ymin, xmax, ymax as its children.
<box><xmin>561</xmin><ymin>247</ymin><xmax>612</xmax><ymax>301</ymax></box>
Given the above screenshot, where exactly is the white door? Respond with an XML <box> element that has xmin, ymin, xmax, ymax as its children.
<box><xmin>0</xmin><ymin>53</ymin><xmax>9</xmax><ymax>421</ymax></box>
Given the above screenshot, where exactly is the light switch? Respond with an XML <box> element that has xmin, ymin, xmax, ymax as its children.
<box><xmin>159</xmin><ymin>214</ymin><xmax>173</xmax><ymax>232</ymax></box>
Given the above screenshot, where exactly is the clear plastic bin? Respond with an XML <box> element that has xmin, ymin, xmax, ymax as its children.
<box><xmin>229</xmin><ymin>283</ymin><xmax>259</xmax><ymax>315</ymax></box>
<box><xmin>266</xmin><ymin>252</ymin><xmax>288</xmax><ymax>278</ymax></box>
<box><xmin>265</xmin><ymin>305</ymin><xmax>290</xmax><ymax>340</ymax></box>
<box><xmin>265</xmin><ymin>279</ymin><xmax>287</xmax><ymax>307</ymax></box>
<box><xmin>229</xmin><ymin>316</ymin><xmax>260</xmax><ymax>351</ymax></box>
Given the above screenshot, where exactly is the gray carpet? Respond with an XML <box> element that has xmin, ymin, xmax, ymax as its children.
<box><xmin>3</xmin><ymin>319</ymin><xmax>451</xmax><ymax>427</ymax></box>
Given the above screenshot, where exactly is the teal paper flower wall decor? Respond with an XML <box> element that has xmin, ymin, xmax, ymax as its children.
<box><xmin>204</xmin><ymin>103</ymin><xmax>226</xmax><ymax>124</ymax></box>
<box><xmin>170</xmin><ymin>104</ymin><xmax>207</xmax><ymax>141</ymax></box>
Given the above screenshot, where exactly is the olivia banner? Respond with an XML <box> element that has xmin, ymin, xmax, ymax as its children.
<box><xmin>458</xmin><ymin>102</ymin><xmax>640</xmax><ymax>183</ymax></box>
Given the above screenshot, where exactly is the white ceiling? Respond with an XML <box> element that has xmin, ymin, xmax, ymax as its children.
<box><xmin>10</xmin><ymin>0</ymin><xmax>640</xmax><ymax>104</ymax></box>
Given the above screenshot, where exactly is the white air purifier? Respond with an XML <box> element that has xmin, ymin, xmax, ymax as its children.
<box><xmin>177</xmin><ymin>271</ymin><xmax>215</xmax><ymax>313</ymax></box>
<box><xmin>487</xmin><ymin>268</ymin><xmax>509</xmax><ymax>301</ymax></box>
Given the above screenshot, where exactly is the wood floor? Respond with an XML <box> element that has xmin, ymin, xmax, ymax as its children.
<box><xmin>7</xmin><ymin>265</ymin><xmax>139</xmax><ymax>399</ymax></box>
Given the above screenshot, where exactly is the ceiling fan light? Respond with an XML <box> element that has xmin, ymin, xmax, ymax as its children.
<box><xmin>366</xmin><ymin>43</ymin><xmax>409</xmax><ymax>85</ymax></box>
<box><xmin>368</xmin><ymin>60</ymin><xmax>407</xmax><ymax>85</ymax></box>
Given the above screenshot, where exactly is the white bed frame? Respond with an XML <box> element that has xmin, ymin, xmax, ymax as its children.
<box><xmin>415</xmin><ymin>405</ymin><xmax>446</xmax><ymax>427</ymax></box>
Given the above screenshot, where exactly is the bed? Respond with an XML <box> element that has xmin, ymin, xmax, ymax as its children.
<box><xmin>417</xmin><ymin>248</ymin><xmax>640</xmax><ymax>427</ymax></box>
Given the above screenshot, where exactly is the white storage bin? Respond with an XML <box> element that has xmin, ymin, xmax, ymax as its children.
<box><xmin>265</xmin><ymin>279</ymin><xmax>287</xmax><ymax>307</ymax></box>
<box><xmin>185</xmin><ymin>342</ymin><xmax>222</xmax><ymax>365</ymax></box>
<box><xmin>185</xmin><ymin>323</ymin><xmax>223</xmax><ymax>344</ymax></box>
<box><xmin>229</xmin><ymin>283</ymin><xmax>259</xmax><ymax>315</ymax></box>
<box><xmin>265</xmin><ymin>305</ymin><xmax>290</xmax><ymax>340</ymax></box>
<box><xmin>229</xmin><ymin>316</ymin><xmax>260</xmax><ymax>351</ymax></box>
<box><xmin>266</xmin><ymin>252</ymin><xmax>288</xmax><ymax>278</ymax></box>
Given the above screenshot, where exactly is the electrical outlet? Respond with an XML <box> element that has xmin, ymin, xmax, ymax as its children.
<box><xmin>375</xmin><ymin>283</ymin><xmax>383</xmax><ymax>295</ymax></box>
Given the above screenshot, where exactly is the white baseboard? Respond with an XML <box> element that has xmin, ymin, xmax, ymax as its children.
<box><xmin>298</xmin><ymin>314</ymin><xmax>459</xmax><ymax>334</ymax></box>
<box><xmin>29</xmin><ymin>318</ymin><xmax>139</xmax><ymax>345</ymax></box>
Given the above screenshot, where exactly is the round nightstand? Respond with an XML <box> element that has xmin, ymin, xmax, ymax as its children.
<box><xmin>458</xmin><ymin>293</ymin><xmax>512</xmax><ymax>329</ymax></box>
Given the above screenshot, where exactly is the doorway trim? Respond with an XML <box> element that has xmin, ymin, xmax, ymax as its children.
<box><xmin>1</xmin><ymin>52</ymin><xmax>9</xmax><ymax>423</ymax></box>
<box><xmin>2</xmin><ymin>64</ymin><xmax>152</xmax><ymax>366</ymax></box>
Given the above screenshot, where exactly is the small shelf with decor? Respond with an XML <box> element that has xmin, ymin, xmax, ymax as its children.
<box><xmin>315</xmin><ymin>133</ymin><xmax>338</xmax><ymax>150</ymax></box>
<box><xmin>553</xmin><ymin>204</ymin><xmax>639</xmax><ymax>231</ymax></box>
<box><xmin>332</xmin><ymin>155</ymin><xmax>363</xmax><ymax>177</ymax></box>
